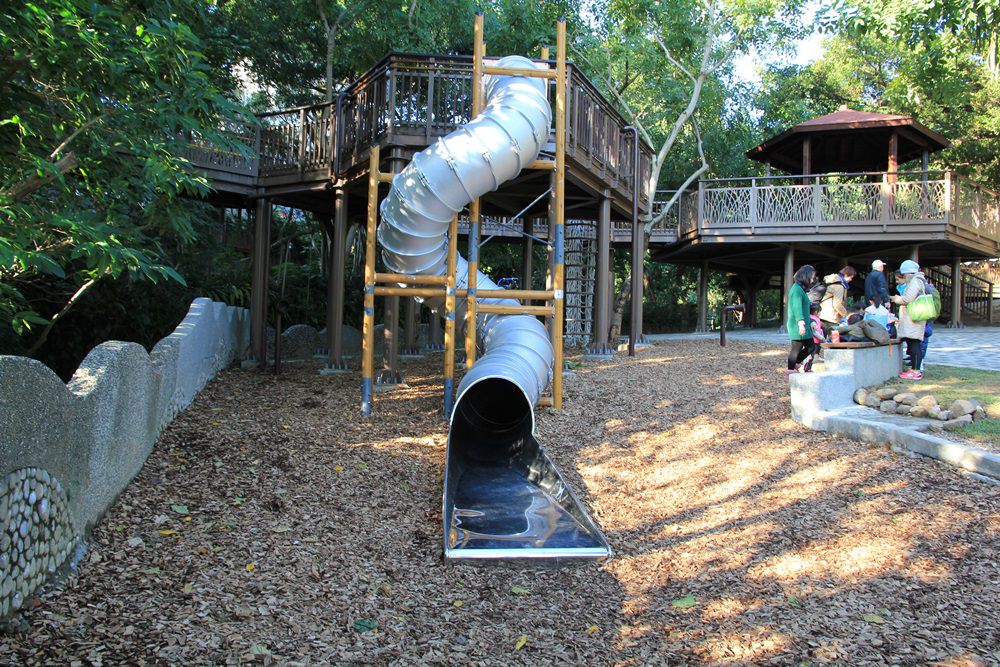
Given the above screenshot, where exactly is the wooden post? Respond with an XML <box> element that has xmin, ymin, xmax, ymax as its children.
<box><xmin>466</xmin><ymin>12</ymin><xmax>485</xmax><ymax>369</ymax></box>
<box><xmin>553</xmin><ymin>18</ymin><xmax>566</xmax><ymax>408</ymax></box>
<box><xmin>586</xmin><ymin>194</ymin><xmax>612</xmax><ymax>358</ymax></box>
<box><xmin>401</xmin><ymin>297</ymin><xmax>421</xmax><ymax>357</ymax></box>
<box><xmin>323</xmin><ymin>189</ymin><xmax>348</xmax><ymax>372</ymax></box>
<box><xmin>950</xmin><ymin>256</ymin><xmax>964</xmax><ymax>328</ymax></box>
<box><xmin>443</xmin><ymin>214</ymin><xmax>458</xmax><ymax>416</ymax></box>
<box><xmin>250</xmin><ymin>197</ymin><xmax>272</xmax><ymax>367</ymax></box>
<box><xmin>696</xmin><ymin>260</ymin><xmax>709</xmax><ymax>332</ymax></box>
<box><xmin>627</xmin><ymin>127</ymin><xmax>642</xmax><ymax>356</ymax></box>
<box><xmin>801</xmin><ymin>140</ymin><xmax>810</xmax><ymax>175</ymax></box>
<box><xmin>910</xmin><ymin>245</ymin><xmax>920</xmax><ymax>263</ymax></box>
<box><xmin>361</xmin><ymin>146</ymin><xmax>380</xmax><ymax>416</ymax></box>
<box><xmin>521</xmin><ymin>218</ymin><xmax>534</xmax><ymax>290</ymax></box>
<box><xmin>887</xmin><ymin>131</ymin><xmax>899</xmax><ymax>184</ymax></box>
<box><xmin>379</xmin><ymin>295</ymin><xmax>403</xmax><ymax>384</ymax></box>
<box><xmin>426</xmin><ymin>309</ymin><xmax>443</xmax><ymax>351</ymax></box>
<box><xmin>779</xmin><ymin>244</ymin><xmax>794</xmax><ymax>334</ymax></box>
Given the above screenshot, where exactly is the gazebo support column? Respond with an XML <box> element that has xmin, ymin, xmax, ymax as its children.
<box><xmin>586</xmin><ymin>193</ymin><xmax>612</xmax><ymax>359</ymax></box>
<box><xmin>322</xmin><ymin>189</ymin><xmax>349</xmax><ymax>373</ymax></box>
<box><xmin>779</xmin><ymin>244</ymin><xmax>795</xmax><ymax>334</ymax></box>
<box><xmin>250</xmin><ymin>197</ymin><xmax>272</xmax><ymax>367</ymax></box>
<box><xmin>949</xmin><ymin>257</ymin><xmax>964</xmax><ymax>328</ymax></box>
<box><xmin>695</xmin><ymin>260</ymin><xmax>709</xmax><ymax>332</ymax></box>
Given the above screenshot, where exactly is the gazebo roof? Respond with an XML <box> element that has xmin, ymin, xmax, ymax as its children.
<box><xmin>746</xmin><ymin>107</ymin><xmax>951</xmax><ymax>174</ymax></box>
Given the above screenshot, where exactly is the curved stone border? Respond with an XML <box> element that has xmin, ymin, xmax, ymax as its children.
<box><xmin>819</xmin><ymin>407</ymin><xmax>1000</xmax><ymax>483</ymax></box>
<box><xmin>0</xmin><ymin>298</ymin><xmax>248</xmax><ymax>617</ymax></box>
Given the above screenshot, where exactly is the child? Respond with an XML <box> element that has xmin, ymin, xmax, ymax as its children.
<box><xmin>801</xmin><ymin>303</ymin><xmax>824</xmax><ymax>372</ymax></box>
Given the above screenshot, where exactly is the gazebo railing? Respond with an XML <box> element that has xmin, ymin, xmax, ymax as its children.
<box><xmin>684</xmin><ymin>171</ymin><xmax>1000</xmax><ymax>250</ymax></box>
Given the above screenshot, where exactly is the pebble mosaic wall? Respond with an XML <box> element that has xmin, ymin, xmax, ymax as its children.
<box><xmin>0</xmin><ymin>467</ymin><xmax>76</xmax><ymax>617</ymax></box>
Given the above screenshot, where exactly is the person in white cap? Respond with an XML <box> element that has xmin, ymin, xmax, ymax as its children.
<box><xmin>891</xmin><ymin>259</ymin><xmax>927</xmax><ymax>380</ymax></box>
<box><xmin>864</xmin><ymin>259</ymin><xmax>889</xmax><ymax>307</ymax></box>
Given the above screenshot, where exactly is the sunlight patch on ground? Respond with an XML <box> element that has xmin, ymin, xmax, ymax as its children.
<box><xmin>695</xmin><ymin>629</ymin><xmax>792</xmax><ymax>664</ymax></box>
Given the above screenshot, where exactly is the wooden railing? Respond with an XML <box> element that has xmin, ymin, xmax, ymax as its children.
<box><xmin>179</xmin><ymin>119</ymin><xmax>258</xmax><ymax>177</ymax></box>
<box><xmin>184</xmin><ymin>52</ymin><xmax>654</xmax><ymax>213</ymax></box>
<box><xmin>680</xmin><ymin>171</ymin><xmax>1000</xmax><ymax>251</ymax></box>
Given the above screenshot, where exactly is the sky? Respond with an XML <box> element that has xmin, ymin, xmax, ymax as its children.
<box><xmin>732</xmin><ymin>2</ymin><xmax>826</xmax><ymax>83</ymax></box>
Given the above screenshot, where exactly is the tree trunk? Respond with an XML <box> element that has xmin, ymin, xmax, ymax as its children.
<box><xmin>608</xmin><ymin>274</ymin><xmax>631</xmax><ymax>344</ymax></box>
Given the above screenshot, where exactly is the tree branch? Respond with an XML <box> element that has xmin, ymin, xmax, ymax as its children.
<box><xmin>24</xmin><ymin>276</ymin><xmax>101</xmax><ymax>356</ymax></box>
<box><xmin>50</xmin><ymin>114</ymin><xmax>104</xmax><ymax>159</ymax></box>
<box><xmin>5</xmin><ymin>152</ymin><xmax>78</xmax><ymax>201</ymax></box>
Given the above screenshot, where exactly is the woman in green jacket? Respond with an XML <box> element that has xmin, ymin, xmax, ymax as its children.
<box><xmin>786</xmin><ymin>265</ymin><xmax>817</xmax><ymax>374</ymax></box>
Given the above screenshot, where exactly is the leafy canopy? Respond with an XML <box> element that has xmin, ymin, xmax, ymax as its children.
<box><xmin>0</xmin><ymin>0</ymin><xmax>245</xmax><ymax>343</ymax></box>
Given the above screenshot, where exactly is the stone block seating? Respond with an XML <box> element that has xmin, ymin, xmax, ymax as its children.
<box><xmin>791</xmin><ymin>340</ymin><xmax>903</xmax><ymax>428</ymax></box>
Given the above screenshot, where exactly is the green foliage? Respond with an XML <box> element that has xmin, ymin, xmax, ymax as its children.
<box><xmin>0</xmin><ymin>0</ymin><xmax>247</xmax><ymax>349</ymax></box>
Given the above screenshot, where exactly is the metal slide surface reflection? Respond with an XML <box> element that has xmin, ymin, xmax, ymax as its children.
<box><xmin>444</xmin><ymin>431</ymin><xmax>610</xmax><ymax>561</ymax></box>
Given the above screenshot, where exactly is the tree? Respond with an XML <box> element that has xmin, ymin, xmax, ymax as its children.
<box><xmin>0</xmin><ymin>0</ymin><xmax>246</xmax><ymax>354</ymax></box>
<box><xmin>574</xmin><ymin>0</ymin><xmax>807</xmax><ymax>340</ymax></box>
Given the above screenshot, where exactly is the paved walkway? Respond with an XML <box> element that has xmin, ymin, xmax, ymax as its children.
<box><xmin>647</xmin><ymin>326</ymin><xmax>1000</xmax><ymax>371</ymax></box>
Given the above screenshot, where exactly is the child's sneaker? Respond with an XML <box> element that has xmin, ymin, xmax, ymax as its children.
<box><xmin>899</xmin><ymin>370</ymin><xmax>923</xmax><ymax>380</ymax></box>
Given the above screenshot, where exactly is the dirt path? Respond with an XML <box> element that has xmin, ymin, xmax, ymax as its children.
<box><xmin>3</xmin><ymin>341</ymin><xmax>998</xmax><ymax>665</ymax></box>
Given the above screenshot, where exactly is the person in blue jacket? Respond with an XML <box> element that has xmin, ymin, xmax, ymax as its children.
<box><xmin>864</xmin><ymin>259</ymin><xmax>890</xmax><ymax>307</ymax></box>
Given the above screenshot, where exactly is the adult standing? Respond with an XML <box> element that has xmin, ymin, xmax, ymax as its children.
<box><xmin>864</xmin><ymin>259</ymin><xmax>890</xmax><ymax>307</ymax></box>
<box><xmin>786</xmin><ymin>264</ymin><xmax>816</xmax><ymax>375</ymax></box>
<box><xmin>891</xmin><ymin>259</ymin><xmax>927</xmax><ymax>380</ymax></box>
<box><xmin>818</xmin><ymin>266</ymin><xmax>857</xmax><ymax>336</ymax></box>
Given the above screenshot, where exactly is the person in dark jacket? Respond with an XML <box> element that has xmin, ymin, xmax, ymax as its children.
<box><xmin>864</xmin><ymin>259</ymin><xmax>890</xmax><ymax>307</ymax></box>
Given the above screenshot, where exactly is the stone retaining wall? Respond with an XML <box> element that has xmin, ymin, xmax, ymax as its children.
<box><xmin>0</xmin><ymin>298</ymin><xmax>249</xmax><ymax>618</ymax></box>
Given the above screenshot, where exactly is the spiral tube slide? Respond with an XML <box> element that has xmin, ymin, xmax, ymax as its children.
<box><xmin>377</xmin><ymin>56</ymin><xmax>609</xmax><ymax>560</ymax></box>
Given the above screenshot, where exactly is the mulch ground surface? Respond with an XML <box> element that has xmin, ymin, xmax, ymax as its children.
<box><xmin>2</xmin><ymin>340</ymin><xmax>999</xmax><ymax>666</ymax></box>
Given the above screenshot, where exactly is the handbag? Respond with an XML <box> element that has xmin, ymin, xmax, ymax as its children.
<box><xmin>908</xmin><ymin>279</ymin><xmax>940</xmax><ymax>322</ymax></box>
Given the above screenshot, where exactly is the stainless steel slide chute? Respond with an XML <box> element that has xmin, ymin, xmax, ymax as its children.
<box><xmin>376</xmin><ymin>55</ymin><xmax>609</xmax><ymax>561</ymax></box>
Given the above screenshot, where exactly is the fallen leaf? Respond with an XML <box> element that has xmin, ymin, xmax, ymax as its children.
<box><xmin>171</xmin><ymin>504</ymin><xmax>189</xmax><ymax>515</ymax></box>
<box><xmin>157</xmin><ymin>530</ymin><xmax>177</xmax><ymax>536</ymax></box>
<box><xmin>249</xmin><ymin>643</ymin><xmax>271</xmax><ymax>656</ymax></box>
<box><xmin>587</xmin><ymin>625</ymin><xmax>600</xmax><ymax>636</ymax></box>
<box><xmin>863</xmin><ymin>613</ymin><xmax>885</xmax><ymax>624</ymax></box>
<box><xmin>453</xmin><ymin>600</ymin><xmax>463</xmax><ymax>607</ymax></box>
<box><xmin>126</xmin><ymin>537</ymin><xmax>144</xmax><ymax>548</ymax></box>
<box><xmin>514</xmin><ymin>634</ymin><xmax>528</xmax><ymax>650</ymax></box>
<box><xmin>181</xmin><ymin>583</ymin><xmax>193</xmax><ymax>594</ymax></box>
<box><xmin>787</xmin><ymin>596</ymin><xmax>803</xmax><ymax>608</ymax></box>
<box><xmin>334</xmin><ymin>465</ymin><xmax>345</xmax><ymax>472</ymax></box>
<box><xmin>671</xmin><ymin>595</ymin><xmax>697</xmax><ymax>609</ymax></box>
<box><xmin>510</xmin><ymin>586</ymin><xmax>530</xmax><ymax>595</ymax></box>
<box><xmin>352</xmin><ymin>618</ymin><xmax>377</xmax><ymax>633</ymax></box>
<box><xmin>245</xmin><ymin>563</ymin><xmax>255</xmax><ymax>571</ymax></box>
<box><xmin>182</xmin><ymin>516</ymin><xmax>192</xmax><ymax>523</ymax></box>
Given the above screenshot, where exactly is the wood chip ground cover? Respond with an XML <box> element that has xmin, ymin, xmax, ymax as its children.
<box><xmin>3</xmin><ymin>341</ymin><xmax>999</xmax><ymax>665</ymax></box>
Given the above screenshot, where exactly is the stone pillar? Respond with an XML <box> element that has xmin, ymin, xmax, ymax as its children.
<box><xmin>779</xmin><ymin>244</ymin><xmax>795</xmax><ymax>334</ymax></box>
<box><xmin>522</xmin><ymin>218</ymin><xmax>534</xmax><ymax>290</ymax></box>
<box><xmin>696</xmin><ymin>260</ymin><xmax>709</xmax><ymax>332</ymax></box>
<box><xmin>586</xmin><ymin>194</ymin><xmax>612</xmax><ymax>359</ymax></box>
<box><xmin>400</xmin><ymin>298</ymin><xmax>422</xmax><ymax>357</ymax></box>
<box><xmin>250</xmin><ymin>197</ymin><xmax>272</xmax><ymax>366</ymax></box>
<box><xmin>949</xmin><ymin>256</ymin><xmax>964</xmax><ymax>328</ymax></box>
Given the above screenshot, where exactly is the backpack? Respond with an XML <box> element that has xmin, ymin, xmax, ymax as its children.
<box><xmin>860</xmin><ymin>318</ymin><xmax>890</xmax><ymax>344</ymax></box>
<box><xmin>808</xmin><ymin>282</ymin><xmax>827</xmax><ymax>305</ymax></box>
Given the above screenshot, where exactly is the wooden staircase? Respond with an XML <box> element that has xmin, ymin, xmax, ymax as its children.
<box><xmin>924</xmin><ymin>265</ymin><xmax>996</xmax><ymax>325</ymax></box>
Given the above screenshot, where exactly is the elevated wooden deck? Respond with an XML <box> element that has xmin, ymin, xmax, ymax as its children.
<box><xmin>181</xmin><ymin>52</ymin><xmax>665</xmax><ymax>240</ymax></box>
<box><xmin>656</xmin><ymin>171</ymin><xmax>1000</xmax><ymax>269</ymax></box>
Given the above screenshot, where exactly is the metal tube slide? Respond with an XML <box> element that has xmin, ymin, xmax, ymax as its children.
<box><xmin>378</xmin><ymin>56</ymin><xmax>609</xmax><ymax>560</ymax></box>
